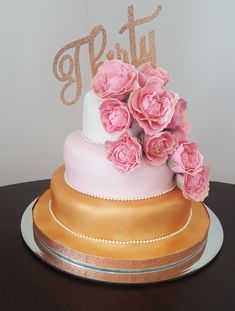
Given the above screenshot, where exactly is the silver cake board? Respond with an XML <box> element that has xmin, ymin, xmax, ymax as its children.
<box><xmin>21</xmin><ymin>198</ymin><xmax>224</xmax><ymax>284</ymax></box>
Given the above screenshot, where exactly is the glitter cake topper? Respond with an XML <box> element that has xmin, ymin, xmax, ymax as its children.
<box><xmin>53</xmin><ymin>4</ymin><xmax>161</xmax><ymax>106</ymax></box>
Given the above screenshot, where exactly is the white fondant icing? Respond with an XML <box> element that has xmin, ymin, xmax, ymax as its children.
<box><xmin>82</xmin><ymin>90</ymin><xmax>141</xmax><ymax>144</ymax></box>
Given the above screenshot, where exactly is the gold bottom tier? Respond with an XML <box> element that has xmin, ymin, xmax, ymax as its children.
<box><xmin>32</xmin><ymin>182</ymin><xmax>210</xmax><ymax>283</ymax></box>
<box><xmin>50</xmin><ymin>166</ymin><xmax>192</xmax><ymax>242</ymax></box>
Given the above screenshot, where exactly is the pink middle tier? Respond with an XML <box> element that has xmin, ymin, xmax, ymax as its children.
<box><xmin>64</xmin><ymin>131</ymin><xmax>175</xmax><ymax>200</ymax></box>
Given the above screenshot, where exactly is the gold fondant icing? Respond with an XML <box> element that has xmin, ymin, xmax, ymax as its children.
<box><xmin>33</xmin><ymin>189</ymin><xmax>210</xmax><ymax>261</ymax></box>
<box><xmin>49</xmin><ymin>166</ymin><xmax>191</xmax><ymax>241</ymax></box>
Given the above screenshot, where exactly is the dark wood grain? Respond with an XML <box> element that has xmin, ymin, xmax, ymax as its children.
<box><xmin>0</xmin><ymin>179</ymin><xmax>234</xmax><ymax>311</ymax></box>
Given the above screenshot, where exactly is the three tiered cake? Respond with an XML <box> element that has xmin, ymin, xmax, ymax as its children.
<box><xmin>32</xmin><ymin>60</ymin><xmax>210</xmax><ymax>283</ymax></box>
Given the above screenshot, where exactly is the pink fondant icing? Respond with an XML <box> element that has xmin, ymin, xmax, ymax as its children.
<box><xmin>63</xmin><ymin>131</ymin><xmax>175</xmax><ymax>200</ymax></box>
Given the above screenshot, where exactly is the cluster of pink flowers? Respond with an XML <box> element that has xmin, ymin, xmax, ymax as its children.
<box><xmin>92</xmin><ymin>60</ymin><xmax>209</xmax><ymax>201</ymax></box>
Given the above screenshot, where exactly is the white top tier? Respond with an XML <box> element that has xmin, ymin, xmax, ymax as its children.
<box><xmin>82</xmin><ymin>90</ymin><xmax>140</xmax><ymax>144</ymax></box>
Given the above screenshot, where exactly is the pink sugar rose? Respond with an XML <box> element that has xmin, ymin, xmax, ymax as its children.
<box><xmin>92</xmin><ymin>60</ymin><xmax>139</xmax><ymax>100</ymax></box>
<box><xmin>104</xmin><ymin>131</ymin><xmax>142</xmax><ymax>173</ymax></box>
<box><xmin>176</xmin><ymin>166</ymin><xmax>210</xmax><ymax>201</ymax></box>
<box><xmin>99</xmin><ymin>99</ymin><xmax>132</xmax><ymax>134</ymax></box>
<box><xmin>128</xmin><ymin>77</ymin><xmax>179</xmax><ymax>134</ymax></box>
<box><xmin>173</xmin><ymin>122</ymin><xmax>191</xmax><ymax>144</ymax></box>
<box><xmin>138</xmin><ymin>64</ymin><xmax>170</xmax><ymax>87</ymax></box>
<box><xmin>168</xmin><ymin>98</ymin><xmax>187</xmax><ymax>129</ymax></box>
<box><xmin>170</xmin><ymin>142</ymin><xmax>204</xmax><ymax>176</ymax></box>
<box><xmin>143</xmin><ymin>131</ymin><xmax>178</xmax><ymax>166</ymax></box>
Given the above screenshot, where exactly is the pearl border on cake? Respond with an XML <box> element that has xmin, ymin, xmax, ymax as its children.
<box><xmin>64</xmin><ymin>171</ymin><xmax>176</xmax><ymax>201</ymax></box>
<box><xmin>48</xmin><ymin>200</ymin><xmax>192</xmax><ymax>245</ymax></box>
<box><xmin>81</xmin><ymin>133</ymin><xmax>104</xmax><ymax>146</ymax></box>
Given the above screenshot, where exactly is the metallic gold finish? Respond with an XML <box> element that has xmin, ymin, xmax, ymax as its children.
<box><xmin>21</xmin><ymin>198</ymin><xmax>223</xmax><ymax>284</ymax></box>
<box><xmin>50</xmin><ymin>166</ymin><xmax>192</xmax><ymax>242</ymax></box>
<box><xmin>30</xmin><ymin>164</ymin><xmax>211</xmax><ymax>283</ymax></box>
<box><xmin>33</xmin><ymin>182</ymin><xmax>210</xmax><ymax>263</ymax></box>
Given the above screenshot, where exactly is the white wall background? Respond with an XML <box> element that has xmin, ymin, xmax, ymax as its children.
<box><xmin>0</xmin><ymin>0</ymin><xmax>235</xmax><ymax>186</ymax></box>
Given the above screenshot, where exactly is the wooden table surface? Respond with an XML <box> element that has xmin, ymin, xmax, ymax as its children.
<box><xmin>0</xmin><ymin>179</ymin><xmax>234</xmax><ymax>311</ymax></box>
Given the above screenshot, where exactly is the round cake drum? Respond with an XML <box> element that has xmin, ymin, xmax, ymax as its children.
<box><xmin>21</xmin><ymin>197</ymin><xmax>223</xmax><ymax>284</ymax></box>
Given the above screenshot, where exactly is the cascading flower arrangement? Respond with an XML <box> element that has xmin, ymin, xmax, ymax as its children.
<box><xmin>92</xmin><ymin>59</ymin><xmax>210</xmax><ymax>202</ymax></box>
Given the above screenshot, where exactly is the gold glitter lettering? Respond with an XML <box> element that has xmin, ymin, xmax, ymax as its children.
<box><xmin>53</xmin><ymin>4</ymin><xmax>161</xmax><ymax>106</ymax></box>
